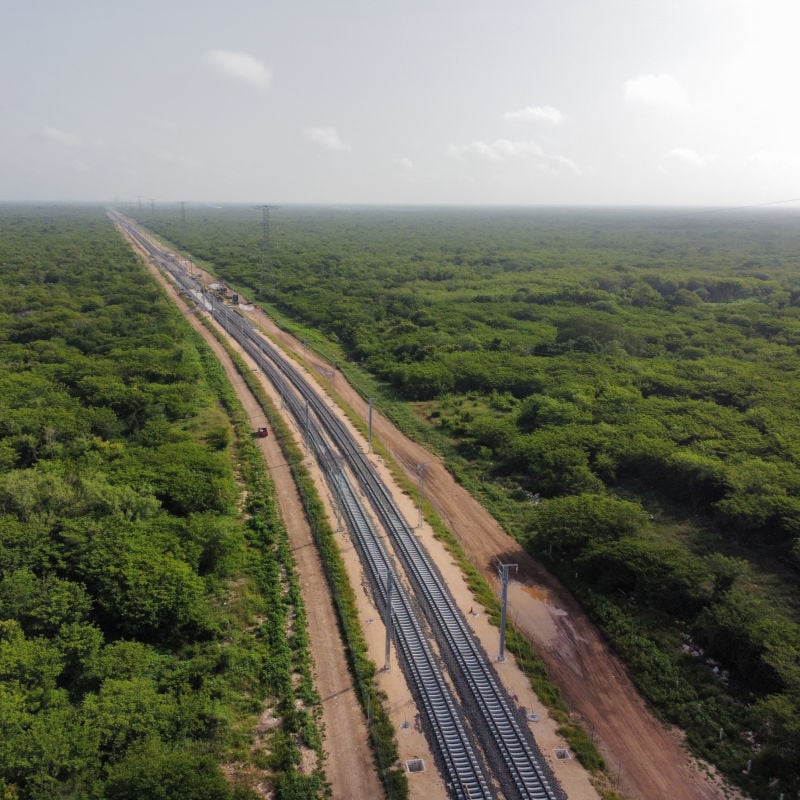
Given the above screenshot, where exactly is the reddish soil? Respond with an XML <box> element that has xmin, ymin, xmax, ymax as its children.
<box><xmin>125</xmin><ymin>220</ymin><xmax>741</xmax><ymax>800</ymax></box>
<box><xmin>124</xmin><ymin>229</ymin><xmax>382</xmax><ymax>800</ymax></box>
<box><xmin>250</xmin><ymin>312</ymin><xmax>741</xmax><ymax>800</ymax></box>
<box><xmin>356</xmin><ymin>412</ymin><xmax>741</xmax><ymax>797</ymax></box>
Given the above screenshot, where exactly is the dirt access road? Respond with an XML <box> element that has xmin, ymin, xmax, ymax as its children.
<box><xmin>126</xmin><ymin>216</ymin><xmax>738</xmax><ymax>800</ymax></box>
<box><xmin>137</xmin><ymin>243</ymin><xmax>594</xmax><ymax>797</ymax></box>
<box><xmin>123</xmin><ymin>227</ymin><xmax>382</xmax><ymax>799</ymax></box>
<box><xmin>245</xmin><ymin>307</ymin><xmax>741</xmax><ymax>800</ymax></box>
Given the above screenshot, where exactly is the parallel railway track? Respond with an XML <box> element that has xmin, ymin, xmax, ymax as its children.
<box><xmin>113</xmin><ymin>211</ymin><xmax>564</xmax><ymax>800</ymax></box>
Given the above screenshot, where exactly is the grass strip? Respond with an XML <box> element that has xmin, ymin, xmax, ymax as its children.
<box><xmin>193</xmin><ymin>331</ymin><xmax>328</xmax><ymax>799</ymax></box>
<box><xmin>200</xmin><ymin>316</ymin><xmax>408</xmax><ymax>800</ymax></box>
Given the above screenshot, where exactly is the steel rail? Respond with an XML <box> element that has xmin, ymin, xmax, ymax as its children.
<box><xmin>113</xmin><ymin>213</ymin><xmax>494</xmax><ymax>799</ymax></box>
<box><xmin>115</xmin><ymin>213</ymin><xmax>564</xmax><ymax>800</ymax></box>
<box><xmin>227</xmin><ymin>307</ymin><xmax>561</xmax><ymax>799</ymax></box>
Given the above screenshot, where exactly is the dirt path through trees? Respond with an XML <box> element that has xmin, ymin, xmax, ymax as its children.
<box><xmin>126</xmin><ymin>234</ymin><xmax>382</xmax><ymax>800</ymax></box>
<box><xmin>244</xmin><ymin>307</ymin><xmax>740</xmax><ymax>800</ymax></box>
<box><xmin>129</xmin><ymin>221</ymin><xmax>738</xmax><ymax>800</ymax></box>
<box><xmin>138</xmin><ymin>251</ymin><xmax>594</xmax><ymax>798</ymax></box>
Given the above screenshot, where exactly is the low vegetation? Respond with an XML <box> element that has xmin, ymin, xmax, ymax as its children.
<box><xmin>0</xmin><ymin>207</ymin><xmax>325</xmax><ymax>799</ymax></box>
<box><xmin>136</xmin><ymin>203</ymin><xmax>800</xmax><ymax>798</ymax></box>
<box><xmin>207</xmin><ymin>324</ymin><xmax>407</xmax><ymax>799</ymax></box>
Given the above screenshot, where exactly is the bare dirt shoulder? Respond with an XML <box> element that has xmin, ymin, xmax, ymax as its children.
<box><xmin>124</xmin><ymin>233</ymin><xmax>382</xmax><ymax>800</ymax></box>
<box><xmin>361</xmin><ymin>403</ymin><xmax>742</xmax><ymax>800</ymax></box>
<box><xmin>246</xmin><ymin>307</ymin><xmax>742</xmax><ymax>800</ymax></box>
<box><xmin>126</xmin><ymin>225</ymin><xmax>738</xmax><ymax>800</ymax></box>
<box><xmin>147</xmin><ymin>263</ymin><xmax>595</xmax><ymax>798</ymax></box>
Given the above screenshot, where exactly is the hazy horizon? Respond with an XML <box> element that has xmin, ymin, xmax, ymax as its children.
<box><xmin>7</xmin><ymin>200</ymin><xmax>800</xmax><ymax>216</ymax></box>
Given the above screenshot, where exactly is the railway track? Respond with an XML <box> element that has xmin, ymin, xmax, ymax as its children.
<box><xmin>113</xmin><ymin>211</ymin><xmax>564</xmax><ymax>800</ymax></box>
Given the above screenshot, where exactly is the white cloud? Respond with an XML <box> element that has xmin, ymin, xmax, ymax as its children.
<box><xmin>747</xmin><ymin>149</ymin><xmax>800</xmax><ymax>170</ymax></box>
<box><xmin>550</xmin><ymin>154</ymin><xmax>581</xmax><ymax>175</ymax></box>
<box><xmin>503</xmin><ymin>105</ymin><xmax>564</xmax><ymax>125</ymax></box>
<box><xmin>624</xmin><ymin>73</ymin><xmax>689</xmax><ymax>110</ymax></box>
<box><xmin>204</xmin><ymin>49</ymin><xmax>272</xmax><ymax>92</ymax></box>
<box><xmin>41</xmin><ymin>126</ymin><xmax>82</xmax><ymax>147</ymax></box>
<box><xmin>447</xmin><ymin>138</ymin><xmax>544</xmax><ymax>162</ymax></box>
<box><xmin>396</xmin><ymin>156</ymin><xmax>415</xmax><ymax>171</ymax></box>
<box><xmin>665</xmin><ymin>147</ymin><xmax>711</xmax><ymax>167</ymax></box>
<box><xmin>448</xmin><ymin>139</ymin><xmax>581</xmax><ymax>176</ymax></box>
<box><xmin>305</xmin><ymin>126</ymin><xmax>349</xmax><ymax>152</ymax></box>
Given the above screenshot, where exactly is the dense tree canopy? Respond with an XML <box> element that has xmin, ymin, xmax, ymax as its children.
<box><xmin>0</xmin><ymin>207</ymin><xmax>323</xmax><ymax>799</ymax></box>
<box><xmin>136</xmin><ymin>203</ymin><xmax>800</xmax><ymax>796</ymax></box>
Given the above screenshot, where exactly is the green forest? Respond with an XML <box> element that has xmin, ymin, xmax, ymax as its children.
<box><xmin>0</xmin><ymin>207</ymin><xmax>326</xmax><ymax>800</ymax></box>
<box><xmin>135</xmin><ymin>203</ymin><xmax>800</xmax><ymax>798</ymax></box>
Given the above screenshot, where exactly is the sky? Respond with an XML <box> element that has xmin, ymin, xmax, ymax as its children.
<box><xmin>3</xmin><ymin>0</ymin><xmax>800</xmax><ymax>206</ymax></box>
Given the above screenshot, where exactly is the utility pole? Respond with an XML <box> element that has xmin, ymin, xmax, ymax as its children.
<box><xmin>181</xmin><ymin>202</ymin><xmax>190</xmax><ymax>277</ymax></box>
<box><xmin>496</xmin><ymin>559</ymin><xmax>518</xmax><ymax>662</ymax></box>
<box><xmin>333</xmin><ymin>456</ymin><xmax>345</xmax><ymax>532</ymax></box>
<box><xmin>368</xmin><ymin>397</ymin><xmax>375</xmax><ymax>453</ymax></box>
<box><xmin>416</xmin><ymin>462</ymin><xmax>429</xmax><ymax>529</ymax></box>
<box><xmin>256</xmin><ymin>205</ymin><xmax>281</xmax><ymax>300</ymax></box>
